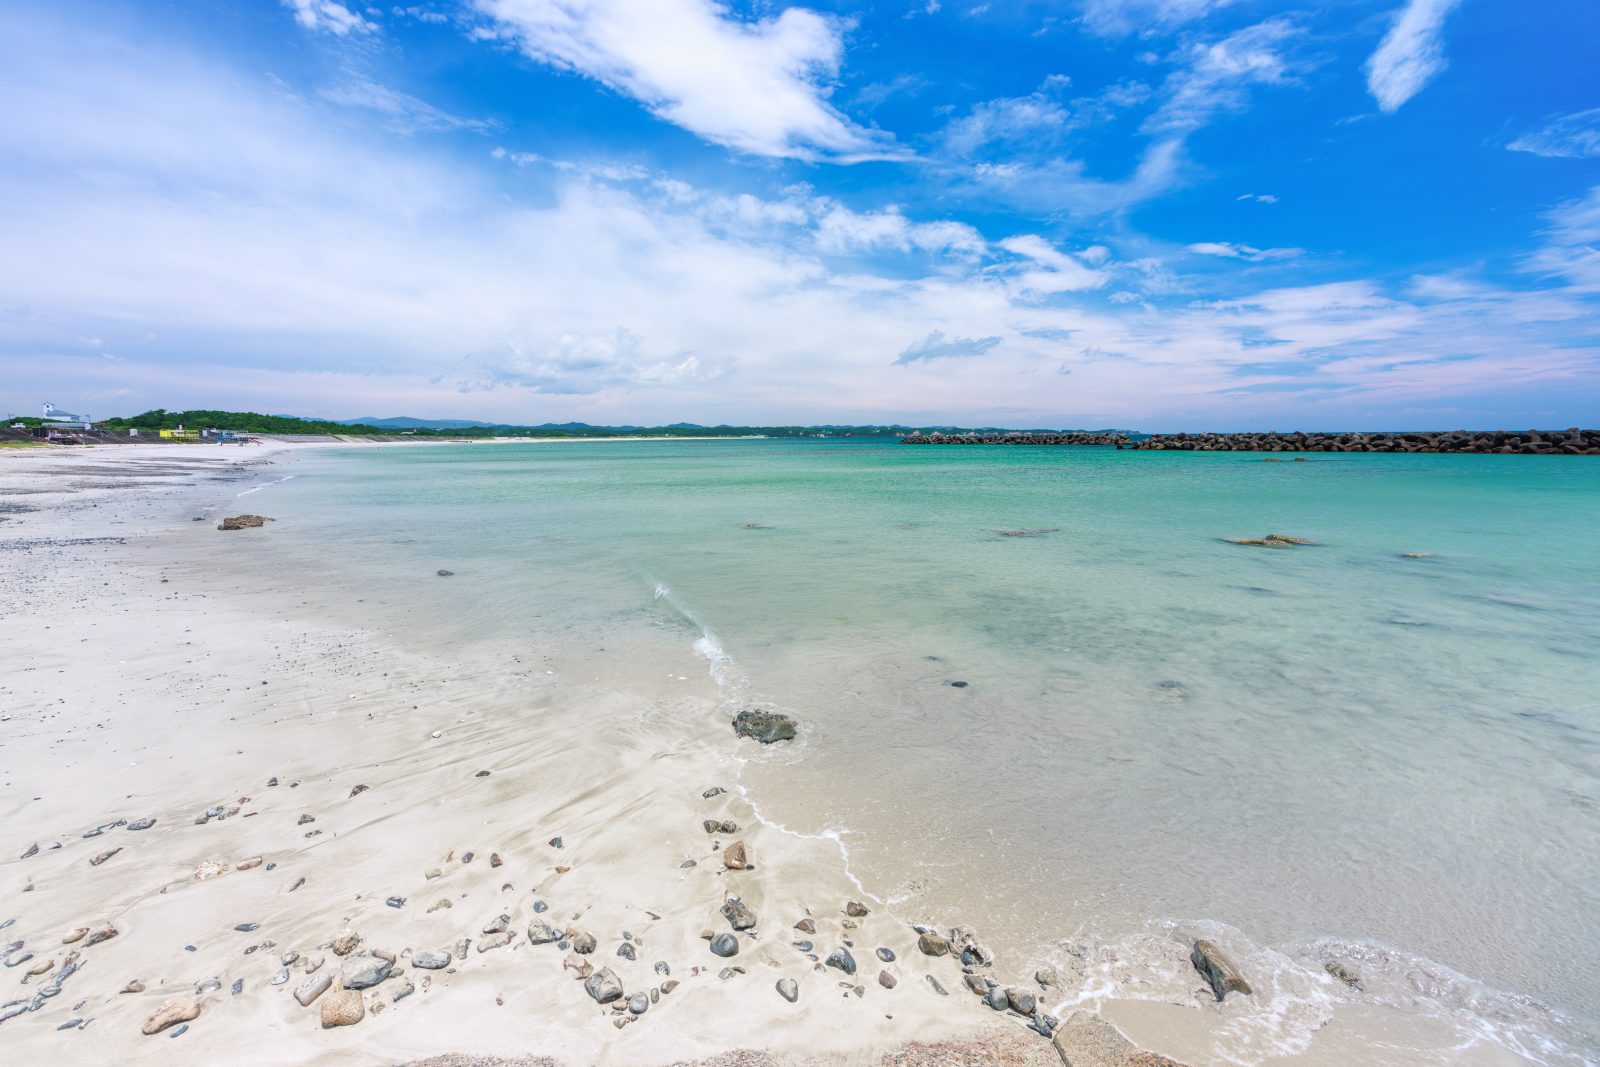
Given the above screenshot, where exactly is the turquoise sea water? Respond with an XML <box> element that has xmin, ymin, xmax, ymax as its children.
<box><xmin>247</xmin><ymin>439</ymin><xmax>1599</xmax><ymax>1062</ymax></box>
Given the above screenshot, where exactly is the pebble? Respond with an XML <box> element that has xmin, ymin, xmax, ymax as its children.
<box><xmin>709</xmin><ymin>933</ymin><xmax>739</xmax><ymax>958</ymax></box>
<box><xmin>393</xmin><ymin>981</ymin><xmax>415</xmax><ymax>1002</ymax></box>
<box><xmin>270</xmin><ymin>970</ymin><xmax>289</xmax><ymax>986</ymax></box>
<box><xmin>532</xmin><ymin>900</ymin><xmax>548</xmax><ymax>913</ymax></box>
<box><xmin>776</xmin><ymin>977</ymin><xmax>799</xmax><ymax>1003</ymax></box>
<box><xmin>654</xmin><ymin>961</ymin><xmax>670</xmax><ymax>976</ymax></box>
<box><xmin>235</xmin><ymin>857</ymin><xmax>263</xmax><ymax>871</ymax></box>
<box><xmin>127</xmin><ymin>818</ymin><xmax>156</xmax><ymax>831</ymax></box>
<box><xmin>985</xmin><ymin>986</ymin><xmax>1009</xmax><ymax>1011</ymax></box>
<box><xmin>794</xmin><ymin>919</ymin><xmax>816</xmax><ymax>933</ymax></box>
<box><xmin>680</xmin><ymin>859</ymin><xmax>696</xmax><ymax>868</ymax></box>
<box><xmin>617</xmin><ymin>943</ymin><xmax>636</xmax><ymax>960</ymax></box>
<box><xmin>627</xmin><ymin>992</ymin><xmax>649</xmax><ymax>1014</ymax></box>
<box><xmin>349</xmin><ymin>785</ymin><xmax>369</xmax><ymax>797</ymax></box>
<box><xmin>411</xmin><ymin>950</ymin><xmax>451</xmax><ymax>970</ymax></box>
<box><xmin>925</xmin><ymin>974</ymin><xmax>949</xmax><ymax>996</ymax></box>
<box><xmin>917</xmin><ymin>932</ymin><xmax>950</xmax><ymax>957</ymax></box>
<box><xmin>474</xmin><ymin>770</ymin><xmax>490</xmax><ymax>778</ymax></box>
<box><xmin>490</xmin><ymin>853</ymin><xmax>502</xmax><ymax>868</ymax></box>
<box><xmin>527</xmin><ymin>921</ymin><xmax>561</xmax><ymax>945</ymax></box>
<box><xmin>702</xmin><ymin>787</ymin><xmax>727</xmax><ymax>798</ymax></box>
<box><xmin>723</xmin><ymin>841</ymin><xmax>749</xmax><ymax>870</ymax></box>
<box><xmin>89</xmin><ymin>848</ymin><xmax>122</xmax><ymax>867</ymax></box>
<box><xmin>878</xmin><ymin>971</ymin><xmax>897</xmax><ymax>989</ymax></box>
<box><xmin>331</xmin><ymin>929</ymin><xmax>361</xmax><ymax>956</ymax></box>
<box><xmin>570</xmin><ymin>931</ymin><xmax>596</xmax><ymax>954</ymax></box>
<box><xmin>386</xmin><ymin>897</ymin><xmax>406</xmax><ymax>909</ymax></box>
<box><xmin>121</xmin><ymin>980</ymin><xmax>146</xmax><ymax>994</ymax></box>
<box><xmin>1007</xmin><ymin>988</ymin><xmax>1036</xmax><ymax>1014</ymax></box>
<box><xmin>168</xmin><ymin>1024</ymin><xmax>188</xmax><ymax>1039</ymax></box>
<box><xmin>826</xmin><ymin>947</ymin><xmax>857</xmax><ymax>975</ymax></box>
<box><xmin>195</xmin><ymin>978</ymin><xmax>221</xmax><ymax>995</ymax></box>
<box><xmin>482</xmin><ymin>915</ymin><xmax>511</xmax><ymax>935</ymax></box>
<box><xmin>661</xmin><ymin>980</ymin><xmax>679</xmax><ymax>994</ymax></box>
<box><xmin>846</xmin><ymin>901</ymin><xmax>870</xmax><ymax>917</ymax></box>
<box><xmin>876</xmin><ymin>947</ymin><xmax>895</xmax><ymax>962</ymax></box>
<box><xmin>476</xmin><ymin>932</ymin><xmax>514</xmax><ymax>952</ymax></box>
<box><xmin>294</xmin><ymin>974</ymin><xmax>332</xmax><ymax>1006</ymax></box>
<box><xmin>56</xmin><ymin>1018</ymin><xmax>83</xmax><ymax>1030</ymax></box>
<box><xmin>793</xmin><ymin>940</ymin><xmax>814</xmax><ymax>952</ymax></box>
<box><xmin>234</xmin><ymin>923</ymin><xmax>260</xmax><ymax>932</ymax></box>
<box><xmin>549</xmin><ymin>836</ymin><xmax>563</xmax><ymax>848</ymax></box>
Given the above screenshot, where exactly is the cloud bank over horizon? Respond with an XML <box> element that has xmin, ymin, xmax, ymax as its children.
<box><xmin>1</xmin><ymin>0</ymin><xmax>1597</xmax><ymax>431</ymax></box>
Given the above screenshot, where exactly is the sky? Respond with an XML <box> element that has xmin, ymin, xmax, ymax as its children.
<box><xmin>1</xmin><ymin>0</ymin><xmax>1597</xmax><ymax>430</ymax></box>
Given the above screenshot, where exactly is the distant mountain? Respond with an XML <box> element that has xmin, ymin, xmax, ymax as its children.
<box><xmin>341</xmin><ymin>416</ymin><xmax>502</xmax><ymax>430</ymax></box>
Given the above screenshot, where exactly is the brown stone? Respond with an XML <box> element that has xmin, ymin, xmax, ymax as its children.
<box><xmin>723</xmin><ymin>841</ymin><xmax>748</xmax><ymax>870</ymax></box>
<box><xmin>141</xmin><ymin>998</ymin><xmax>200</xmax><ymax>1036</ymax></box>
<box><xmin>1191</xmin><ymin>940</ymin><xmax>1251</xmax><ymax>1002</ymax></box>
<box><xmin>218</xmin><ymin>514</ymin><xmax>273</xmax><ymax>531</ymax></box>
<box><xmin>235</xmin><ymin>856</ymin><xmax>263</xmax><ymax>871</ymax></box>
<box><xmin>320</xmin><ymin>989</ymin><xmax>365</xmax><ymax>1028</ymax></box>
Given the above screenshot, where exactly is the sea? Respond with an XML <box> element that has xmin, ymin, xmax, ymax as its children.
<box><xmin>231</xmin><ymin>438</ymin><xmax>1600</xmax><ymax>1064</ymax></box>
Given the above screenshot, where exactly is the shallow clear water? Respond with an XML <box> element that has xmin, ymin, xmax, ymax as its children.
<box><xmin>245</xmin><ymin>439</ymin><xmax>1600</xmax><ymax>1062</ymax></box>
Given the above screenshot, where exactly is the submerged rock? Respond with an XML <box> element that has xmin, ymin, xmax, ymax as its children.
<box><xmin>825</xmin><ymin>947</ymin><xmax>856</xmax><ymax>975</ymax></box>
<box><xmin>709</xmin><ymin>933</ymin><xmax>739</xmax><ymax>958</ymax></box>
<box><xmin>731</xmin><ymin>709</ymin><xmax>797</xmax><ymax>744</ymax></box>
<box><xmin>217</xmin><ymin>514</ymin><xmax>272</xmax><ymax>531</ymax></box>
<box><xmin>1324</xmin><ymin>961</ymin><xmax>1363</xmax><ymax>990</ymax></box>
<box><xmin>1191</xmin><ymin>939</ymin><xmax>1252</xmax><ymax>1002</ymax></box>
<box><xmin>776</xmin><ymin>977</ymin><xmax>799</xmax><ymax>1003</ymax></box>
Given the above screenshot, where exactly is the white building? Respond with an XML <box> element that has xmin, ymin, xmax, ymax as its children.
<box><xmin>41</xmin><ymin>402</ymin><xmax>90</xmax><ymax>429</ymax></box>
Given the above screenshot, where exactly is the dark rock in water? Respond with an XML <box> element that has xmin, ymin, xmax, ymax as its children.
<box><xmin>702</xmin><ymin>819</ymin><xmax>719</xmax><ymax>833</ymax></box>
<box><xmin>231</xmin><ymin>979</ymin><xmax>244</xmax><ymax>996</ymax></box>
<box><xmin>340</xmin><ymin>954</ymin><xmax>393</xmax><ymax>990</ymax></box>
<box><xmin>825</xmin><ymin>947</ymin><xmax>856</xmax><ymax>975</ymax></box>
<box><xmin>876</xmin><ymin>947</ymin><xmax>895</xmax><ymax>962</ymax></box>
<box><xmin>1192</xmin><ymin>939</ymin><xmax>1251</xmax><ymax>1001</ymax></box>
<box><xmin>963</xmin><ymin>973</ymin><xmax>989</xmax><ymax>995</ymax></box>
<box><xmin>617</xmin><ymin>943</ymin><xmax>637</xmax><ymax>961</ymax></box>
<box><xmin>473</xmin><ymin>770</ymin><xmax>491</xmax><ymax>778</ymax></box>
<box><xmin>776</xmin><ymin>977</ymin><xmax>799</xmax><ymax>1003</ymax></box>
<box><xmin>233</xmin><ymin>923</ymin><xmax>260</xmax><ymax>932</ymax></box>
<box><xmin>792</xmin><ymin>940</ymin><xmax>813</xmax><ymax>953</ymax></box>
<box><xmin>709</xmin><ymin>933</ymin><xmax>739</xmax><ymax>958</ymax></box>
<box><xmin>267</xmin><ymin>777</ymin><xmax>278</xmax><ymax>787</ymax></box>
<box><xmin>549</xmin><ymin>836</ymin><xmax>563</xmax><ymax>849</ymax></box>
<box><xmin>945</xmin><ymin>680</ymin><xmax>968</xmax><ymax>688</ymax></box>
<box><xmin>794</xmin><ymin>919</ymin><xmax>816</xmax><ymax>934</ymax></box>
<box><xmin>532</xmin><ymin>900</ymin><xmax>548</xmax><ymax>913</ymax></box>
<box><xmin>878</xmin><ymin>970</ymin><xmax>896</xmax><ymax>989</ymax></box>
<box><xmin>702</xmin><ymin>787</ymin><xmax>727</xmax><ymax>798</ymax></box>
<box><xmin>845</xmin><ymin>901</ymin><xmax>870</xmax><ymax>917</ymax></box>
<box><xmin>217</xmin><ymin>514</ymin><xmax>272</xmax><ymax>531</ymax></box>
<box><xmin>584</xmin><ymin>967</ymin><xmax>623</xmax><ymax>1004</ymax></box>
<box><xmin>985</xmin><ymin>986</ymin><xmax>1009</xmax><ymax>1011</ymax></box>
<box><xmin>1324</xmin><ymin>961</ymin><xmax>1363</xmax><ymax>990</ymax></box>
<box><xmin>917</xmin><ymin>932</ymin><xmax>950</xmax><ymax>957</ymax></box>
<box><xmin>1007</xmin><ymin>988</ymin><xmax>1036</xmax><ymax>1014</ymax></box>
<box><xmin>721</xmin><ymin>897</ymin><xmax>757</xmax><ymax>931</ymax></box>
<box><xmin>297</xmin><ymin>814</ymin><xmax>314</xmax><ymax>825</ymax></box>
<box><xmin>731</xmin><ymin>709</ymin><xmax>798</xmax><ymax>744</ymax></box>
<box><xmin>436</xmin><ymin>570</ymin><xmax>454</xmax><ymax>577</ymax></box>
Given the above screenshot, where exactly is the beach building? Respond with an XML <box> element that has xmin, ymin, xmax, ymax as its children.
<box><xmin>41</xmin><ymin>402</ymin><xmax>90</xmax><ymax>429</ymax></box>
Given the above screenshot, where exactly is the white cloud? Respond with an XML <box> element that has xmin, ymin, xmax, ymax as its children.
<box><xmin>1145</xmin><ymin>18</ymin><xmax>1299</xmax><ymax>136</ymax></box>
<box><xmin>1236</xmin><ymin>192</ymin><xmax>1278</xmax><ymax>203</ymax></box>
<box><xmin>816</xmin><ymin>204</ymin><xmax>986</xmax><ymax>257</ymax></box>
<box><xmin>284</xmin><ymin>0</ymin><xmax>376</xmax><ymax>35</ymax></box>
<box><xmin>893</xmin><ymin>331</ymin><xmax>1002</xmax><ymax>365</ymax></box>
<box><xmin>999</xmin><ymin>235</ymin><xmax>1108</xmax><ymax>293</ymax></box>
<box><xmin>1522</xmin><ymin>185</ymin><xmax>1600</xmax><ymax>290</ymax></box>
<box><xmin>1365</xmin><ymin>0</ymin><xmax>1462</xmax><ymax>113</ymax></box>
<box><xmin>1078</xmin><ymin>0</ymin><xmax>1230</xmax><ymax>37</ymax></box>
<box><xmin>473</xmin><ymin>0</ymin><xmax>896</xmax><ymax>160</ymax></box>
<box><xmin>321</xmin><ymin>76</ymin><xmax>495</xmax><ymax>134</ymax></box>
<box><xmin>943</xmin><ymin>93</ymin><xmax>1070</xmax><ymax>156</ymax></box>
<box><xmin>1187</xmin><ymin>241</ymin><xmax>1303</xmax><ymax>262</ymax></box>
<box><xmin>1508</xmin><ymin>109</ymin><xmax>1600</xmax><ymax>160</ymax></box>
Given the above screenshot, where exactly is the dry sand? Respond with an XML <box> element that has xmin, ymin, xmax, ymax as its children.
<box><xmin>0</xmin><ymin>441</ymin><xmax>1103</xmax><ymax>1065</ymax></box>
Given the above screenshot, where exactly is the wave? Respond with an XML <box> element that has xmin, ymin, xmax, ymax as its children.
<box><xmin>236</xmin><ymin>474</ymin><xmax>296</xmax><ymax>497</ymax></box>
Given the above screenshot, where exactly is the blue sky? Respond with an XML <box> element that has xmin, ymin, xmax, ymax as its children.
<box><xmin>1</xmin><ymin>0</ymin><xmax>1597</xmax><ymax>429</ymax></box>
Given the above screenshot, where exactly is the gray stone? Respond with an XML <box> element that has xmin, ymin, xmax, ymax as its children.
<box><xmin>476</xmin><ymin>931</ymin><xmax>514</xmax><ymax>952</ymax></box>
<box><xmin>340</xmin><ymin>954</ymin><xmax>393</xmax><ymax>990</ymax></box>
<box><xmin>825</xmin><ymin>947</ymin><xmax>856</xmax><ymax>975</ymax></box>
<box><xmin>617</xmin><ymin>943</ymin><xmax>636</xmax><ymax>960</ymax></box>
<box><xmin>627</xmin><ymin>992</ymin><xmax>649</xmax><ymax>1014</ymax></box>
<box><xmin>776</xmin><ymin>977</ymin><xmax>799</xmax><ymax>1003</ymax></box>
<box><xmin>925</xmin><ymin>974</ymin><xmax>948</xmax><ymax>995</ymax></box>
<box><xmin>878</xmin><ymin>970</ymin><xmax>897</xmax><ymax>989</ymax></box>
<box><xmin>709</xmin><ymin>933</ymin><xmax>739</xmax><ymax>957</ymax></box>
<box><xmin>570</xmin><ymin>931</ymin><xmax>596</xmax><ymax>954</ymax></box>
<box><xmin>294</xmin><ymin>973</ymin><xmax>332</xmax><ymax>1006</ymax></box>
<box><xmin>527</xmin><ymin>921</ymin><xmax>562</xmax><ymax>945</ymax></box>
<box><xmin>127</xmin><ymin>818</ymin><xmax>156</xmax><ymax>831</ymax></box>
<box><xmin>1007</xmin><ymin>987</ymin><xmax>1036</xmax><ymax>1015</ymax></box>
<box><xmin>584</xmin><ymin>967</ymin><xmax>623</xmax><ymax>1004</ymax></box>
<box><xmin>411</xmin><ymin>950</ymin><xmax>450</xmax><ymax>970</ymax></box>
<box><xmin>194</xmin><ymin>978</ymin><xmax>221</xmax><ymax>995</ymax></box>
<box><xmin>876</xmin><ymin>947</ymin><xmax>895</xmax><ymax>962</ymax></box>
<box><xmin>721</xmin><ymin>897</ymin><xmax>757</xmax><ymax>930</ymax></box>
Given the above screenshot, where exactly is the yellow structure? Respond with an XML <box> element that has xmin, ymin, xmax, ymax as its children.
<box><xmin>159</xmin><ymin>428</ymin><xmax>200</xmax><ymax>440</ymax></box>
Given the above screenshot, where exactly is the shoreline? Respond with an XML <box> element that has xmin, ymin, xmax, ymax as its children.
<box><xmin>0</xmin><ymin>442</ymin><xmax>1095</xmax><ymax>1065</ymax></box>
<box><xmin>0</xmin><ymin>442</ymin><xmax>1581</xmax><ymax>1066</ymax></box>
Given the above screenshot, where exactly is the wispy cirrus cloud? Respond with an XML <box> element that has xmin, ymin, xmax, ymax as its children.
<box><xmin>472</xmin><ymin>0</ymin><xmax>899</xmax><ymax>161</ymax></box>
<box><xmin>893</xmin><ymin>331</ymin><xmax>1003</xmax><ymax>365</ymax></box>
<box><xmin>1365</xmin><ymin>0</ymin><xmax>1462</xmax><ymax>113</ymax></box>
<box><xmin>1077</xmin><ymin>0</ymin><xmax>1230</xmax><ymax>37</ymax></box>
<box><xmin>320</xmin><ymin>75</ymin><xmax>497</xmax><ymax>134</ymax></box>
<box><xmin>284</xmin><ymin>0</ymin><xmax>376</xmax><ymax>35</ymax></box>
<box><xmin>1187</xmin><ymin>241</ymin><xmax>1303</xmax><ymax>262</ymax></box>
<box><xmin>1508</xmin><ymin>108</ymin><xmax>1600</xmax><ymax>160</ymax></box>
